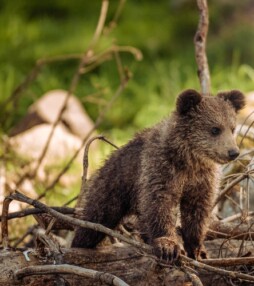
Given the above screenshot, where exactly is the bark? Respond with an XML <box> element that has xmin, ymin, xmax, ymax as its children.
<box><xmin>0</xmin><ymin>241</ymin><xmax>253</xmax><ymax>286</ymax></box>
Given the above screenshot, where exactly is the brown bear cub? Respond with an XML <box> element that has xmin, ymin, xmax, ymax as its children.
<box><xmin>72</xmin><ymin>89</ymin><xmax>245</xmax><ymax>262</ymax></box>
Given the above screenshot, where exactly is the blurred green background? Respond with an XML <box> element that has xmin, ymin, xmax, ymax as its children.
<box><xmin>1</xmin><ymin>1</ymin><xmax>254</xmax><ymax>234</ymax></box>
<box><xmin>1</xmin><ymin>0</ymin><xmax>254</xmax><ymax>142</ymax></box>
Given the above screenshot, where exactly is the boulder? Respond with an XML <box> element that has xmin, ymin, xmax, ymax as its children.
<box><xmin>9</xmin><ymin>124</ymin><xmax>82</xmax><ymax>165</ymax></box>
<box><xmin>10</xmin><ymin>89</ymin><xmax>95</xmax><ymax>139</ymax></box>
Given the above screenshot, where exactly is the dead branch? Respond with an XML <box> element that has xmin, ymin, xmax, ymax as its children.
<box><xmin>7</xmin><ymin>190</ymin><xmax>150</xmax><ymax>251</ymax></box>
<box><xmin>194</xmin><ymin>0</ymin><xmax>210</xmax><ymax>95</ymax></box>
<box><xmin>208</xmin><ymin>219</ymin><xmax>254</xmax><ymax>241</ymax></box>
<box><xmin>1</xmin><ymin>197</ymin><xmax>13</xmax><ymax>249</ymax></box>
<box><xmin>32</xmin><ymin>0</ymin><xmax>108</xmax><ymax>177</ymax></box>
<box><xmin>13</xmin><ymin>0</ymin><xmax>136</xmax><ymax>193</ymax></box>
<box><xmin>202</xmin><ymin>256</ymin><xmax>254</xmax><ymax>267</ymax></box>
<box><xmin>0</xmin><ymin>207</ymin><xmax>74</xmax><ymax>221</ymax></box>
<box><xmin>76</xmin><ymin>135</ymin><xmax>118</xmax><ymax>210</ymax></box>
<box><xmin>5</xmin><ymin>190</ymin><xmax>254</xmax><ymax>284</ymax></box>
<box><xmin>106</xmin><ymin>0</ymin><xmax>126</xmax><ymax>33</ymax></box>
<box><xmin>37</xmin><ymin>73</ymin><xmax>129</xmax><ymax>200</ymax></box>
<box><xmin>12</xmin><ymin>226</ymin><xmax>36</xmax><ymax>248</ymax></box>
<box><xmin>213</xmin><ymin>172</ymin><xmax>249</xmax><ymax>208</ymax></box>
<box><xmin>183</xmin><ymin>256</ymin><xmax>254</xmax><ymax>283</ymax></box>
<box><xmin>0</xmin><ymin>43</ymin><xmax>141</xmax><ymax>125</ymax></box>
<box><xmin>13</xmin><ymin>1</ymin><xmax>108</xmax><ymax>187</ymax></box>
<box><xmin>15</xmin><ymin>264</ymin><xmax>129</xmax><ymax>286</ymax></box>
<box><xmin>221</xmin><ymin>211</ymin><xmax>254</xmax><ymax>223</ymax></box>
<box><xmin>33</xmin><ymin>228</ymin><xmax>61</xmax><ymax>256</ymax></box>
<box><xmin>0</xmin><ymin>247</ymin><xmax>186</xmax><ymax>286</ymax></box>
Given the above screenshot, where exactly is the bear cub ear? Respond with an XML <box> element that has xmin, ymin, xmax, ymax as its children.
<box><xmin>176</xmin><ymin>89</ymin><xmax>202</xmax><ymax>115</ymax></box>
<box><xmin>217</xmin><ymin>90</ymin><xmax>245</xmax><ymax>113</ymax></box>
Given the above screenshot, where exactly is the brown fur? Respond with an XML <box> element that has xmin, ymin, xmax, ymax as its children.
<box><xmin>72</xmin><ymin>89</ymin><xmax>245</xmax><ymax>261</ymax></box>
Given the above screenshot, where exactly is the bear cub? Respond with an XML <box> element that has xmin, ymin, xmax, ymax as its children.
<box><xmin>72</xmin><ymin>89</ymin><xmax>245</xmax><ymax>262</ymax></box>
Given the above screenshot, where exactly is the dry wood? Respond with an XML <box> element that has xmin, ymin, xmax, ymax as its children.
<box><xmin>194</xmin><ymin>0</ymin><xmax>210</xmax><ymax>95</ymax></box>
<box><xmin>37</xmin><ymin>73</ymin><xmax>129</xmax><ymax>201</ymax></box>
<box><xmin>207</xmin><ymin>219</ymin><xmax>254</xmax><ymax>240</ymax></box>
<box><xmin>15</xmin><ymin>264</ymin><xmax>129</xmax><ymax>286</ymax></box>
<box><xmin>0</xmin><ymin>247</ymin><xmax>188</xmax><ymax>286</ymax></box>
<box><xmin>6</xmin><ymin>191</ymin><xmax>150</xmax><ymax>251</ymax></box>
<box><xmin>76</xmin><ymin>135</ymin><xmax>118</xmax><ymax>211</ymax></box>
<box><xmin>202</xmin><ymin>256</ymin><xmax>254</xmax><ymax>267</ymax></box>
<box><xmin>1</xmin><ymin>245</ymin><xmax>254</xmax><ymax>286</ymax></box>
<box><xmin>221</xmin><ymin>211</ymin><xmax>254</xmax><ymax>223</ymax></box>
<box><xmin>0</xmin><ymin>206</ymin><xmax>74</xmax><ymax>220</ymax></box>
<box><xmin>1</xmin><ymin>197</ymin><xmax>13</xmax><ymax>249</ymax></box>
<box><xmin>213</xmin><ymin>173</ymin><xmax>249</xmax><ymax>208</ymax></box>
<box><xmin>3</xmin><ymin>191</ymin><xmax>254</xmax><ymax>285</ymax></box>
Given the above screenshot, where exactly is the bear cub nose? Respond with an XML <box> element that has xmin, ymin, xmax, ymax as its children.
<box><xmin>228</xmin><ymin>149</ymin><xmax>239</xmax><ymax>160</ymax></box>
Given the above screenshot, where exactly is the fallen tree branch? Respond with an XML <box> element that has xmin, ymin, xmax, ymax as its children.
<box><xmin>5</xmin><ymin>190</ymin><xmax>254</xmax><ymax>284</ymax></box>
<box><xmin>183</xmin><ymin>256</ymin><xmax>254</xmax><ymax>283</ymax></box>
<box><xmin>202</xmin><ymin>256</ymin><xmax>254</xmax><ymax>267</ymax></box>
<box><xmin>15</xmin><ymin>264</ymin><xmax>129</xmax><ymax>286</ymax></box>
<box><xmin>7</xmin><ymin>190</ymin><xmax>150</xmax><ymax>251</ymax></box>
<box><xmin>0</xmin><ymin>207</ymin><xmax>74</xmax><ymax>221</ymax></box>
<box><xmin>207</xmin><ymin>219</ymin><xmax>254</xmax><ymax>240</ymax></box>
<box><xmin>221</xmin><ymin>211</ymin><xmax>254</xmax><ymax>223</ymax></box>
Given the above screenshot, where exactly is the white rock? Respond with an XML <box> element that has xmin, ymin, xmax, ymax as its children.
<box><xmin>9</xmin><ymin>123</ymin><xmax>82</xmax><ymax>165</ymax></box>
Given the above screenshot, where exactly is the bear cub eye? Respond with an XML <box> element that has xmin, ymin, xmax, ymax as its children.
<box><xmin>211</xmin><ymin>127</ymin><xmax>222</xmax><ymax>136</ymax></box>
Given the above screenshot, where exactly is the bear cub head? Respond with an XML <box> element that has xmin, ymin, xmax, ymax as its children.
<box><xmin>175</xmin><ymin>89</ymin><xmax>245</xmax><ymax>164</ymax></box>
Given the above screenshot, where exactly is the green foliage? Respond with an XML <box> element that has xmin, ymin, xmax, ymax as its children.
<box><xmin>0</xmin><ymin>0</ymin><xmax>254</xmax><ymax>152</ymax></box>
<box><xmin>1</xmin><ymin>1</ymin><xmax>254</xmax><ymax>134</ymax></box>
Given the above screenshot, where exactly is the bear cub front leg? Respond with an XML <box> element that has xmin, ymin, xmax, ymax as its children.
<box><xmin>139</xmin><ymin>186</ymin><xmax>182</xmax><ymax>263</ymax></box>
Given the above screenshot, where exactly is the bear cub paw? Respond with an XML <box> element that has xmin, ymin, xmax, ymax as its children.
<box><xmin>152</xmin><ymin>236</ymin><xmax>181</xmax><ymax>263</ymax></box>
<box><xmin>186</xmin><ymin>244</ymin><xmax>208</xmax><ymax>260</ymax></box>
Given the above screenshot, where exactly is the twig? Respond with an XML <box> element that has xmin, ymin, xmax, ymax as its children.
<box><xmin>1</xmin><ymin>43</ymin><xmax>141</xmax><ymax>121</ymax></box>
<box><xmin>183</xmin><ymin>256</ymin><xmax>254</xmax><ymax>282</ymax></box>
<box><xmin>208</xmin><ymin>219</ymin><xmax>254</xmax><ymax>241</ymax></box>
<box><xmin>82</xmin><ymin>135</ymin><xmax>118</xmax><ymax>189</ymax></box>
<box><xmin>194</xmin><ymin>0</ymin><xmax>210</xmax><ymax>95</ymax></box>
<box><xmin>221</xmin><ymin>211</ymin><xmax>254</xmax><ymax>223</ymax></box>
<box><xmin>89</xmin><ymin>0</ymin><xmax>109</xmax><ymax>50</ymax></box>
<box><xmin>37</xmin><ymin>72</ymin><xmax>129</xmax><ymax>200</ymax></box>
<box><xmin>63</xmin><ymin>196</ymin><xmax>78</xmax><ymax>206</ymax></box>
<box><xmin>1</xmin><ymin>197</ymin><xmax>13</xmax><ymax>249</ymax></box>
<box><xmin>0</xmin><ymin>207</ymin><xmax>74</xmax><ymax>221</ymax></box>
<box><xmin>33</xmin><ymin>228</ymin><xmax>61</xmax><ymax>255</ymax></box>
<box><xmin>15</xmin><ymin>264</ymin><xmax>129</xmax><ymax>286</ymax></box>
<box><xmin>239</xmin><ymin>120</ymin><xmax>254</xmax><ymax>149</ymax></box>
<box><xmin>6</xmin><ymin>190</ymin><xmax>254</xmax><ymax>283</ymax></box>
<box><xmin>15</xmin><ymin>0</ymin><xmax>110</xmax><ymax>187</ymax></box>
<box><xmin>213</xmin><ymin>173</ymin><xmax>249</xmax><ymax>208</ymax></box>
<box><xmin>76</xmin><ymin>135</ymin><xmax>118</xmax><ymax>210</ymax></box>
<box><xmin>0</xmin><ymin>54</ymin><xmax>84</xmax><ymax>126</ymax></box>
<box><xmin>8</xmin><ymin>191</ymin><xmax>150</xmax><ymax>251</ymax></box>
<box><xmin>107</xmin><ymin>0</ymin><xmax>126</xmax><ymax>32</ymax></box>
<box><xmin>13</xmin><ymin>226</ymin><xmax>36</xmax><ymax>248</ymax></box>
<box><xmin>202</xmin><ymin>256</ymin><xmax>254</xmax><ymax>267</ymax></box>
